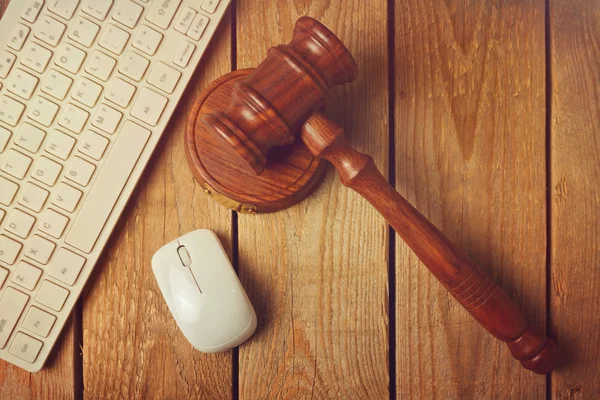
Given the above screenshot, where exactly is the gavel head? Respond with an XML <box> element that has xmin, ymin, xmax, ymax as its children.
<box><xmin>202</xmin><ymin>17</ymin><xmax>358</xmax><ymax>175</ymax></box>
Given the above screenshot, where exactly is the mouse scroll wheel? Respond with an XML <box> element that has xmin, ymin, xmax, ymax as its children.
<box><xmin>177</xmin><ymin>246</ymin><xmax>192</xmax><ymax>267</ymax></box>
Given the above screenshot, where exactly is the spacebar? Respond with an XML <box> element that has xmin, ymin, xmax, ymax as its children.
<box><xmin>66</xmin><ymin>121</ymin><xmax>151</xmax><ymax>253</ymax></box>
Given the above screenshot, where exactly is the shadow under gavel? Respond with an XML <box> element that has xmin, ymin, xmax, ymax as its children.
<box><xmin>200</xmin><ymin>16</ymin><xmax>559</xmax><ymax>374</ymax></box>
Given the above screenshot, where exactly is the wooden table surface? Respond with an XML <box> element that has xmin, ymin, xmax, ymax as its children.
<box><xmin>1</xmin><ymin>0</ymin><xmax>599</xmax><ymax>398</ymax></box>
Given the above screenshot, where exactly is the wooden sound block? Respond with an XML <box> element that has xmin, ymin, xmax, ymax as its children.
<box><xmin>185</xmin><ymin>69</ymin><xmax>326</xmax><ymax>213</ymax></box>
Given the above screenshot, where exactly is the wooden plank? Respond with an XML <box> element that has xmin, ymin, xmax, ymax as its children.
<box><xmin>236</xmin><ymin>2</ymin><xmax>389</xmax><ymax>398</ymax></box>
<box><xmin>550</xmin><ymin>1</ymin><xmax>600</xmax><ymax>398</ymax></box>
<box><xmin>0</xmin><ymin>1</ymin><xmax>76</xmax><ymax>398</ymax></box>
<box><xmin>394</xmin><ymin>0</ymin><xmax>547</xmax><ymax>397</ymax></box>
<box><xmin>81</xmin><ymin>14</ymin><xmax>234</xmax><ymax>399</ymax></box>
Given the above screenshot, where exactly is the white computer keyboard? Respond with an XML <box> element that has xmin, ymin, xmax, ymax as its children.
<box><xmin>0</xmin><ymin>0</ymin><xmax>230</xmax><ymax>372</ymax></box>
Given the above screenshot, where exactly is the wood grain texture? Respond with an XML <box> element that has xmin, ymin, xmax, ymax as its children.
<box><xmin>302</xmin><ymin>113</ymin><xmax>557</xmax><ymax>374</ymax></box>
<box><xmin>394</xmin><ymin>0</ymin><xmax>548</xmax><ymax>397</ymax></box>
<box><xmin>80</xmin><ymin>14</ymin><xmax>235</xmax><ymax>400</ymax></box>
<box><xmin>550</xmin><ymin>0</ymin><xmax>600</xmax><ymax>398</ymax></box>
<box><xmin>199</xmin><ymin>4</ymin><xmax>555</xmax><ymax>368</ymax></box>
<box><xmin>236</xmin><ymin>1</ymin><xmax>390</xmax><ymax>398</ymax></box>
<box><xmin>2</xmin><ymin>0</ymin><xmax>600</xmax><ymax>396</ymax></box>
<box><xmin>0</xmin><ymin>1</ymin><xmax>76</xmax><ymax>399</ymax></box>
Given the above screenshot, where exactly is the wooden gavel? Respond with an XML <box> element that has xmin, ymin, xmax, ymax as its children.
<box><xmin>199</xmin><ymin>17</ymin><xmax>559</xmax><ymax>374</ymax></box>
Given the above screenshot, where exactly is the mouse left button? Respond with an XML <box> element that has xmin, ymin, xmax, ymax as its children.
<box><xmin>177</xmin><ymin>245</ymin><xmax>192</xmax><ymax>267</ymax></box>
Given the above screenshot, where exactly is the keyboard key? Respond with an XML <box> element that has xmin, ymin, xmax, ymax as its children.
<box><xmin>1</xmin><ymin>150</ymin><xmax>32</xmax><ymax>179</ymax></box>
<box><xmin>28</xmin><ymin>96</ymin><xmax>60</xmax><ymax>127</ymax></box>
<box><xmin>45</xmin><ymin>130</ymin><xmax>76</xmax><ymax>160</ymax></box>
<box><xmin>146</xmin><ymin>0</ymin><xmax>181</xmax><ymax>29</ymax></box>
<box><xmin>0</xmin><ymin>51</ymin><xmax>17</xmax><ymax>79</ymax></box>
<box><xmin>112</xmin><ymin>0</ymin><xmax>143</xmax><ymax>29</ymax></box>
<box><xmin>85</xmin><ymin>50</ymin><xmax>116</xmax><ymax>81</ymax></box>
<box><xmin>174</xmin><ymin>7</ymin><xmax>196</xmax><ymax>34</ymax></box>
<box><xmin>188</xmin><ymin>13</ymin><xmax>209</xmax><ymax>41</ymax></box>
<box><xmin>31</xmin><ymin>156</ymin><xmax>62</xmax><ymax>186</ymax></box>
<box><xmin>173</xmin><ymin>41</ymin><xmax>195</xmax><ymax>68</ymax></box>
<box><xmin>51</xmin><ymin>183</ymin><xmax>82</xmax><ymax>212</ymax></box>
<box><xmin>0</xmin><ymin>126</ymin><xmax>11</xmax><ymax>153</ymax></box>
<box><xmin>131</xmin><ymin>88</ymin><xmax>168</xmax><ymax>126</ymax></box>
<box><xmin>48</xmin><ymin>0</ymin><xmax>80</xmax><ymax>20</ymax></box>
<box><xmin>65</xmin><ymin>156</ymin><xmax>95</xmax><ymax>186</ymax></box>
<box><xmin>21</xmin><ymin>0</ymin><xmax>45</xmax><ymax>23</ymax></box>
<box><xmin>48</xmin><ymin>248</ymin><xmax>86</xmax><ymax>285</ymax></box>
<box><xmin>24</xmin><ymin>234</ymin><xmax>55</xmax><ymax>264</ymax></box>
<box><xmin>79</xmin><ymin>130</ymin><xmax>109</xmax><ymax>160</ymax></box>
<box><xmin>12</xmin><ymin>261</ymin><xmax>43</xmax><ymax>290</ymax></box>
<box><xmin>82</xmin><ymin>0</ymin><xmax>113</xmax><ymax>21</ymax></box>
<box><xmin>4</xmin><ymin>209</ymin><xmax>36</xmax><ymax>239</ymax></box>
<box><xmin>72</xmin><ymin>77</ymin><xmax>103</xmax><ymax>107</ymax></box>
<box><xmin>22</xmin><ymin>306</ymin><xmax>56</xmax><ymax>338</ymax></box>
<box><xmin>34</xmin><ymin>15</ymin><xmax>66</xmax><ymax>47</ymax></box>
<box><xmin>92</xmin><ymin>104</ymin><xmax>122</xmax><ymax>134</ymax></box>
<box><xmin>0</xmin><ymin>288</ymin><xmax>29</xmax><ymax>347</ymax></box>
<box><xmin>55</xmin><ymin>43</ymin><xmax>87</xmax><ymax>74</ymax></box>
<box><xmin>6</xmin><ymin>69</ymin><xmax>39</xmax><ymax>100</ymax></box>
<box><xmin>0</xmin><ymin>210</ymin><xmax>11</xmax><ymax>228</ymax></box>
<box><xmin>8</xmin><ymin>332</ymin><xmax>43</xmax><ymax>363</ymax></box>
<box><xmin>119</xmin><ymin>51</ymin><xmax>149</xmax><ymax>81</ymax></box>
<box><xmin>39</xmin><ymin>208</ymin><xmax>69</xmax><ymax>238</ymax></box>
<box><xmin>0</xmin><ymin>96</ymin><xmax>25</xmax><ymax>127</ymax></box>
<box><xmin>20</xmin><ymin>42</ymin><xmax>53</xmax><ymax>73</ymax></box>
<box><xmin>133</xmin><ymin>25</ymin><xmax>163</xmax><ymax>56</ymax></box>
<box><xmin>105</xmin><ymin>77</ymin><xmax>135</xmax><ymax>108</ymax></box>
<box><xmin>99</xmin><ymin>24</ymin><xmax>130</xmax><ymax>55</ymax></box>
<box><xmin>66</xmin><ymin>120</ymin><xmax>150</xmax><ymax>253</ymax></box>
<box><xmin>18</xmin><ymin>183</ymin><xmax>49</xmax><ymax>213</ymax></box>
<box><xmin>202</xmin><ymin>0</ymin><xmax>221</xmax><ymax>14</ymax></box>
<box><xmin>58</xmin><ymin>103</ymin><xmax>89</xmax><ymax>134</ymax></box>
<box><xmin>147</xmin><ymin>62</ymin><xmax>181</xmax><ymax>94</ymax></box>
<box><xmin>41</xmin><ymin>69</ymin><xmax>73</xmax><ymax>100</ymax></box>
<box><xmin>68</xmin><ymin>16</ymin><xmax>100</xmax><ymax>48</ymax></box>
<box><xmin>0</xmin><ymin>235</ymin><xmax>22</xmax><ymax>265</ymax></box>
<box><xmin>0</xmin><ymin>267</ymin><xmax>8</xmax><ymax>288</ymax></box>
<box><xmin>15</xmin><ymin>123</ymin><xmax>46</xmax><ymax>154</ymax></box>
<box><xmin>7</xmin><ymin>24</ymin><xmax>30</xmax><ymax>51</ymax></box>
<box><xmin>0</xmin><ymin>177</ymin><xmax>19</xmax><ymax>206</ymax></box>
<box><xmin>35</xmin><ymin>280</ymin><xmax>69</xmax><ymax>311</ymax></box>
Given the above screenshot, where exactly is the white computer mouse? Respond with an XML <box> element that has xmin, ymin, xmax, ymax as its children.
<box><xmin>151</xmin><ymin>229</ymin><xmax>257</xmax><ymax>353</ymax></box>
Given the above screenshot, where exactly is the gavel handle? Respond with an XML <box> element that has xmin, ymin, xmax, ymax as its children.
<box><xmin>301</xmin><ymin>113</ymin><xmax>559</xmax><ymax>374</ymax></box>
